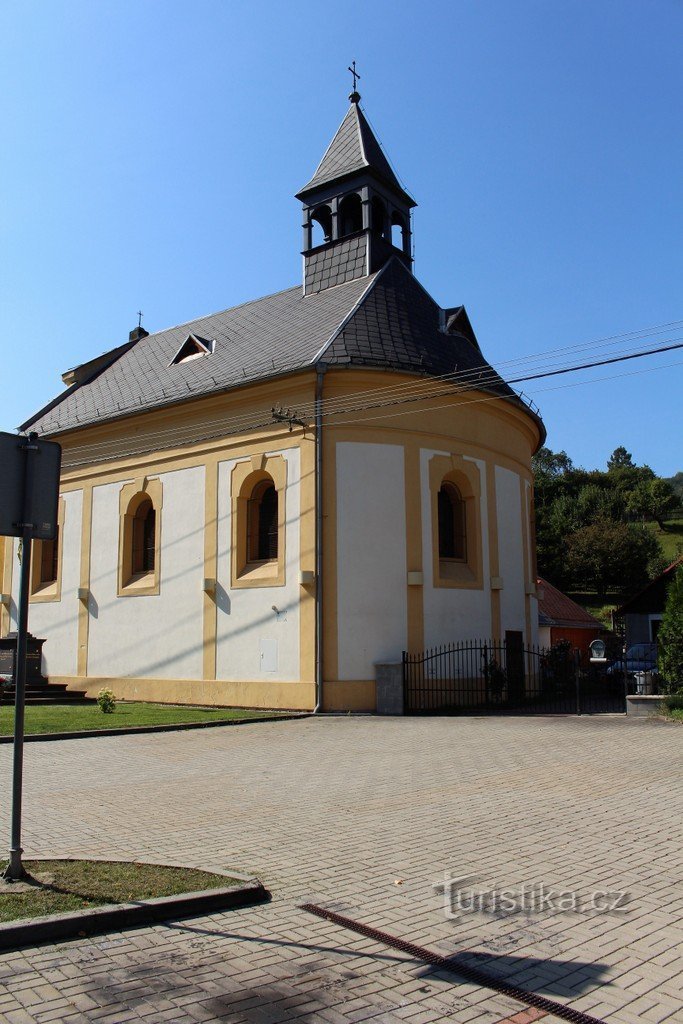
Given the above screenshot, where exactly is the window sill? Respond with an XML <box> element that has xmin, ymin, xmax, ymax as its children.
<box><xmin>233</xmin><ymin>559</ymin><xmax>284</xmax><ymax>589</ymax></box>
<box><xmin>118</xmin><ymin>571</ymin><xmax>160</xmax><ymax>597</ymax></box>
<box><xmin>436</xmin><ymin>559</ymin><xmax>480</xmax><ymax>589</ymax></box>
<box><xmin>29</xmin><ymin>582</ymin><xmax>61</xmax><ymax>603</ymax></box>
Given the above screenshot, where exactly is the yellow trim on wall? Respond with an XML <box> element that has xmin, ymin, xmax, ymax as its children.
<box><xmin>54</xmin><ymin>675</ymin><xmax>315</xmax><ymax>710</ymax></box>
<box><xmin>117</xmin><ymin>477</ymin><xmax>163</xmax><ymax>597</ymax></box>
<box><xmin>230</xmin><ymin>454</ymin><xmax>287</xmax><ymax>588</ymax></box>
<box><xmin>29</xmin><ymin>497</ymin><xmax>66</xmax><ymax>604</ymax></box>
<box><xmin>486</xmin><ymin>463</ymin><xmax>502</xmax><ymax>639</ymax></box>
<box><xmin>0</xmin><ymin>537</ymin><xmax>11</xmax><ymax>637</ymax></box>
<box><xmin>203</xmin><ymin>458</ymin><xmax>219</xmax><ymax>680</ymax></box>
<box><xmin>520</xmin><ymin>477</ymin><xmax>533</xmax><ymax>645</ymax></box>
<box><xmin>404</xmin><ymin>445</ymin><xmax>424</xmax><ymax>652</ymax></box>
<box><xmin>299</xmin><ymin>433</ymin><xmax>317</xmax><ymax>683</ymax></box>
<box><xmin>77</xmin><ymin>487</ymin><xmax>92</xmax><ymax>677</ymax></box>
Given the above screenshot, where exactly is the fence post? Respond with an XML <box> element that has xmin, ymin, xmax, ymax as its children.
<box><xmin>574</xmin><ymin>649</ymin><xmax>581</xmax><ymax>715</ymax></box>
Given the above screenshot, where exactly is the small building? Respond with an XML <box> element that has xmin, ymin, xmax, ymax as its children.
<box><xmin>615</xmin><ymin>558</ymin><xmax>682</xmax><ymax>648</ymax></box>
<box><xmin>537</xmin><ymin>577</ymin><xmax>603</xmax><ymax>661</ymax></box>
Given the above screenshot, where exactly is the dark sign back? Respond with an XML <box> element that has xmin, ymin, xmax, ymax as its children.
<box><xmin>0</xmin><ymin>432</ymin><xmax>62</xmax><ymax>540</ymax></box>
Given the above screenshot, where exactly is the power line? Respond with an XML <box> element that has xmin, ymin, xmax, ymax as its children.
<box><xmin>58</xmin><ymin>322</ymin><xmax>683</xmax><ymax>460</ymax></box>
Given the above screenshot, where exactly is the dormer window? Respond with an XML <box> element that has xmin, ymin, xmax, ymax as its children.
<box><xmin>170</xmin><ymin>334</ymin><xmax>215</xmax><ymax>366</ymax></box>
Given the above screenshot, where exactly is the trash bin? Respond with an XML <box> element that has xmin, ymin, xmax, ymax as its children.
<box><xmin>634</xmin><ymin>671</ymin><xmax>654</xmax><ymax>695</ymax></box>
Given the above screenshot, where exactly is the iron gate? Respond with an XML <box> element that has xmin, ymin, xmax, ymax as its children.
<box><xmin>402</xmin><ymin>637</ymin><xmax>627</xmax><ymax>715</ymax></box>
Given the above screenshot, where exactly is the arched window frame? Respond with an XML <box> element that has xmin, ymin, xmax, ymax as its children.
<box><xmin>231</xmin><ymin>454</ymin><xmax>287</xmax><ymax>588</ymax></box>
<box><xmin>310</xmin><ymin>204</ymin><xmax>333</xmax><ymax>247</ymax></box>
<box><xmin>30</xmin><ymin>497</ymin><xmax>65</xmax><ymax>603</ymax></box>
<box><xmin>429</xmin><ymin>455</ymin><xmax>483</xmax><ymax>589</ymax></box>
<box><xmin>118</xmin><ymin>477</ymin><xmax>163</xmax><ymax>597</ymax></box>
<box><xmin>338</xmin><ymin>192</ymin><xmax>363</xmax><ymax>237</ymax></box>
<box><xmin>438</xmin><ymin>482</ymin><xmax>467</xmax><ymax>562</ymax></box>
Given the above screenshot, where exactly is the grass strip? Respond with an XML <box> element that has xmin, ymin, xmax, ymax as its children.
<box><xmin>0</xmin><ymin>860</ymin><xmax>236</xmax><ymax>923</ymax></box>
<box><xmin>0</xmin><ymin>702</ymin><xmax>280</xmax><ymax>736</ymax></box>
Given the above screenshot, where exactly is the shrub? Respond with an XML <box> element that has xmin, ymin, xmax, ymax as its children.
<box><xmin>658</xmin><ymin>566</ymin><xmax>683</xmax><ymax>692</ymax></box>
<box><xmin>96</xmin><ymin>688</ymin><xmax>116</xmax><ymax>714</ymax></box>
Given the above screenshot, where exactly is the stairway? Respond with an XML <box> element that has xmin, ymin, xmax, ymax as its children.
<box><xmin>0</xmin><ymin>680</ymin><xmax>94</xmax><ymax>705</ymax></box>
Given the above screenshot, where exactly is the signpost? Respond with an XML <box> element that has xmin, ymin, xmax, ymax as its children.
<box><xmin>0</xmin><ymin>431</ymin><xmax>61</xmax><ymax>880</ymax></box>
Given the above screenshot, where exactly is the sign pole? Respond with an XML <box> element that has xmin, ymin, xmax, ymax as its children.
<box><xmin>5</xmin><ymin>527</ymin><xmax>33</xmax><ymax>879</ymax></box>
<box><xmin>4</xmin><ymin>436</ymin><xmax>39</xmax><ymax>881</ymax></box>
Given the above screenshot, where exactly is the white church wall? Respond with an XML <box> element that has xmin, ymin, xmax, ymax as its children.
<box><xmin>87</xmin><ymin>466</ymin><xmax>205</xmax><ymax>680</ymax></box>
<box><xmin>495</xmin><ymin>465</ymin><xmax>527</xmax><ymax>638</ymax></box>
<box><xmin>11</xmin><ymin>489</ymin><xmax>83</xmax><ymax>677</ymax></box>
<box><xmin>215</xmin><ymin>447</ymin><xmax>300</xmax><ymax>682</ymax></box>
<box><xmin>336</xmin><ymin>442</ymin><xmax>407</xmax><ymax>679</ymax></box>
<box><xmin>420</xmin><ymin>449</ymin><xmax>492</xmax><ymax>647</ymax></box>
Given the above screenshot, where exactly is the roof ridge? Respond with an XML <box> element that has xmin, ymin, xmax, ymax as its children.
<box><xmin>309</xmin><ymin>264</ymin><xmax>390</xmax><ymax>365</ymax></box>
<box><xmin>304</xmin><ymin>106</ymin><xmax>356</xmax><ymax>190</ymax></box>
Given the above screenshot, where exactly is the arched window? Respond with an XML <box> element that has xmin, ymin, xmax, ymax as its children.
<box><xmin>339</xmin><ymin>193</ymin><xmax>362</xmax><ymax>236</ymax></box>
<box><xmin>247</xmin><ymin>479</ymin><xmax>278</xmax><ymax>562</ymax></box>
<box><xmin>371</xmin><ymin>196</ymin><xmax>387</xmax><ymax>238</ymax></box>
<box><xmin>391</xmin><ymin>212</ymin><xmax>406</xmax><ymax>250</ymax></box>
<box><xmin>132</xmin><ymin>499</ymin><xmax>156</xmax><ymax>574</ymax></box>
<box><xmin>30</xmin><ymin>498</ymin><xmax>65</xmax><ymax>602</ymax></box>
<box><xmin>438</xmin><ymin>482</ymin><xmax>467</xmax><ymax>561</ymax></box>
<box><xmin>311</xmin><ymin>205</ymin><xmax>332</xmax><ymax>246</ymax></box>
<box><xmin>118</xmin><ymin>479</ymin><xmax>162</xmax><ymax>596</ymax></box>
<box><xmin>39</xmin><ymin>527</ymin><xmax>60</xmax><ymax>586</ymax></box>
<box><xmin>231</xmin><ymin>456</ymin><xmax>287</xmax><ymax>587</ymax></box>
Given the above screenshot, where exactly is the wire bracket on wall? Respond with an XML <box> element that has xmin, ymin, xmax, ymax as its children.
<box><xmin>272</xmin><ymin>406</ymin><xmax>307</xmax><ymax>432</ymax></box>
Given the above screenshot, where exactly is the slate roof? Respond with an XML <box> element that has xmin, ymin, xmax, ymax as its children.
<box><xmin>537</xmin><ymin>577</ymin><xmax>603</xmax><ymax>629</ymax></box>
<box><xmin>23</xmin><ymin>258</ymin><xmax>541</xmax><ymax>439</ymax></box>
<box><xmin>296</xmin><ymin>102</ymin><xmax>415</xmax><ymax>206</ymax></box>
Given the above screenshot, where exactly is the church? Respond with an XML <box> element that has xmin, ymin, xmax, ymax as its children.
<box><xmin>1</xmin><ymin>87</ymin><xmax>545</xmax><ymax>712</ymax></box>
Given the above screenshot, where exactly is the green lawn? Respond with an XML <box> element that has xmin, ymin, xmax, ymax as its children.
<box><xmin>0</xmin><ymin>860</ymin><xmax>236</xmax><ymax>923</ymax></box>
<box><xmin>0</xmin><ymin>702</ymin><xmax>284</xmax><ymax>736</ymax></box>
<box><xmin>648</xmin><ymin>514</ymin><xmax>683</xmax><ymax>564</ymax></box>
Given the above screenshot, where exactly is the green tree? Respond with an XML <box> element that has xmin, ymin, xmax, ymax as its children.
<box><xmin>647</xmin><ymin>478</ymin><xmax>680</xmax><ymax>529</ymax></box>
<box><xmin>658</xmin><ymin>566</ymin><xmax>683</xmax><ymax>692</ymax></box>
<box><xmin>565</xmin><ymin>518</ymin><xmax>661</xmax><ymax>597</ymax></box>
<box><xmin>607</xmin><ymin>446</ymin><xmax>634</xmax><ymax>470</ymax></box>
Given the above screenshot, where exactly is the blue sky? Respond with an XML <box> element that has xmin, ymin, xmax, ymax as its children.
<box><xmin>2</xmin><ymin>0</ymin><xmax>681</xmax><ymax>475</ymax></box>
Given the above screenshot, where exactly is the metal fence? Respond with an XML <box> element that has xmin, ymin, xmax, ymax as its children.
<box><xmin>402</xmin><ymin>637</ymin><xmax>639</xmax><ymax>715</ymax></box>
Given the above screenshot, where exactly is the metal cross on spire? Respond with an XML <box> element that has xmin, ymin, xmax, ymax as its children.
<box><xmin>347</xmin><ymin>61</ymin><xmax>361</xmax><ymax>103</ymax></box>
<box><xmin>137</xmin><ymin>310</ymin><xmax>144</xmax><ymax>328</ymax></box>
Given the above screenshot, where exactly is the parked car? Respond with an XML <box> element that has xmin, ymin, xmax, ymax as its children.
<box><xmin>606</xmin><ymin>643</ymin><xmax>658</xmax><ymax>680</ymax></box>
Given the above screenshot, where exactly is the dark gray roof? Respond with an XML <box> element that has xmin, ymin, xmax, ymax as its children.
<box><xmin>297</xmin><ymin>103</ymin><xmax>414</xmax><ymax>205</ymax></box>
<box><xmin>23</xmin><ymin>259</ymin><xmax>542</xmax><ymax>440</ymax></box>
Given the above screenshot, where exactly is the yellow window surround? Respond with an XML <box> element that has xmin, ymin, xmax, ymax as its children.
<box><xmin>117</xmin><ymin>477</ymin><xmax>163</xmax><ymax>597</ymax></box>
<box><xmin>29</xmin><ymin>497</ymin><xmax>66</xmax><ymax>604</ymax></box>
<box><xmin>428</xmin><ymin>453</ymin><xmax>483</xmax><ymax>589</ymax></box>
<box><xmin>231</xmin><ymin>454</ymin><xmax>287</xmax><ymax>589</ymax></box>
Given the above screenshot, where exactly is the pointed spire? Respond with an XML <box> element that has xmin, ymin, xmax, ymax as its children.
<box><xmin>296</xmin><ymin>101</ymin><xmax>414</xmax><ymax>207</ymax></box>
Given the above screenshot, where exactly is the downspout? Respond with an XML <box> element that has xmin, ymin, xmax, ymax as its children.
<box><xmin>313</xmin><ymin>363</ymin><xmax>327</xmax><ymax>713</ymax></box>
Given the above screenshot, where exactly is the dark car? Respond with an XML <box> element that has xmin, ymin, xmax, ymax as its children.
<box><xmin>606</xmin><ymin>643</ymin><xmax>658</xmax><ymax>679</ymax></box>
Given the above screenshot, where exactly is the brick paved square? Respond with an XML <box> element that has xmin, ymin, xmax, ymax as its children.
<box><xmin>0</xmin><ymin>715</ymin><xmax>680</xmax><ymax>1023</ymax></box>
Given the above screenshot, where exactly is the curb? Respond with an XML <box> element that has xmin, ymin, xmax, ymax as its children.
<box><xmin>0</xmin><ymin>876</ymin><xmax>270</xmax><ymax>951</ymax></box>
<box><xmin>0</xmin><ymin>712</ymin><xmax>311</xmax><ymax>744</ymax></box>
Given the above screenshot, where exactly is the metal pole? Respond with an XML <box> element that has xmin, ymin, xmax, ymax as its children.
<box><xmin>4</xmin><ymin>435</ymin><xmax>39</xmax><ymax>882</ymax></box>
<box><xmin>4</xmin><ymin>529</ymin><xmax>32</xmax><ymax>879</ymax></box>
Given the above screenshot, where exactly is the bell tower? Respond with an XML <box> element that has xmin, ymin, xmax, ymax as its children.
<box><xmin>296</xmin><ymin>88</ymin><xmax>416</xmax><ymax>295</ymax></box>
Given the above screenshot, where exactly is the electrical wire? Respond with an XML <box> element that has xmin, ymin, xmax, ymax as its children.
<box><xmin>60</xmin><ymin>348</ymin><xmax>681</xmax><ymax>468</ymax></box>
<box><xmin>59</xmin><ymin>332</ymin><xmax>683</xmax><ymax>458</ymax></box>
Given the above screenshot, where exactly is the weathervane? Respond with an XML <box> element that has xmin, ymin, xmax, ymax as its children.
<box><xmin>348</xmin><ymin>61</ymin><xmax>361</xmax><ymax>103</ymax></box>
